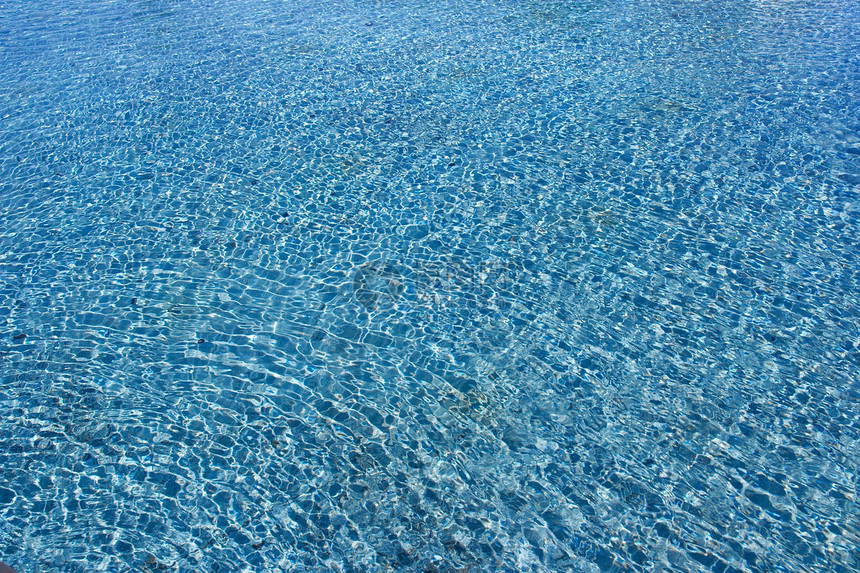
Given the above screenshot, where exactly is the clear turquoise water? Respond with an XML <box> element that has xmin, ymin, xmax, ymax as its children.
<box><xmin>1</xmin><ymin>0</ymin><xmax>858</xmax><ymax>571</ymax></box>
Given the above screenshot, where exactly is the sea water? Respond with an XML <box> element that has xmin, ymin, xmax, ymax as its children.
<box><xmin>0</xmin><ymin>0</ymin><xmax>858</xmax><ymax>571</ymax></box>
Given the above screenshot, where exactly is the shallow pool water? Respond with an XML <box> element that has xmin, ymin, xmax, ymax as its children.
<box><xmin>1</xmin><ymin>0</ymin><xmax>858</xmax><ymax>571</ymax></box>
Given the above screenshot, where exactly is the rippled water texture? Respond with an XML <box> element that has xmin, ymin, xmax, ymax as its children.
<box><xmin>1</xmin><ymin>0</ymin><xmax>858</xmax><ymax>571</ymax></box>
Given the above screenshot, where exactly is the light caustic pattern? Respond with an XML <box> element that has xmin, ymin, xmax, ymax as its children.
<box><xmin>0</xmin><ymin>0</ymin><xmax>858</xmax><ymax>572</ymax></box>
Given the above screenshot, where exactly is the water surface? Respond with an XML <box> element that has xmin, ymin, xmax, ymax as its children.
<box><xmin>1</xmin><ymin>0</ymin><xmax>858</xmax><ymax>571</ymax></box>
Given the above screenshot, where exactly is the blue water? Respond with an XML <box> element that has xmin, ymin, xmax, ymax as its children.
<box><xmin>1</xmin><ymin>0</ymin><xmax>858</xmax><ymax>571</ymax></box>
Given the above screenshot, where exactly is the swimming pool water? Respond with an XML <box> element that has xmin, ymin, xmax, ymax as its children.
<box><xmin>1</xmin><ymin>0</ymin><xmax>858</xmax><ymax>571</ymax></box>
